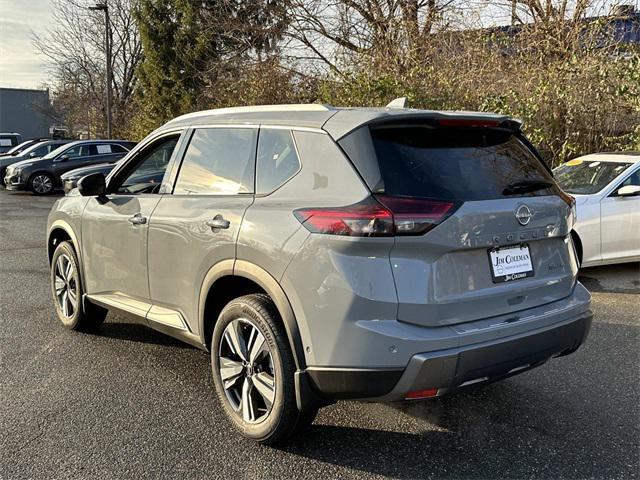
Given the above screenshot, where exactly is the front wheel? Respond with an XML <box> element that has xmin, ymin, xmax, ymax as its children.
<box><xmin>30</xmin><ymin>172</ymin><xmax>55</xmax><ymax>195</ymax></box>
<box><xmin>50</xmin><ymin>241</ymin><xmax>107</xmax><ymax>330</ymax></box>
<box><xmin>211</xmin><ymin>294</ymin><xmax>317</xmax><ymax>444</ymax></box>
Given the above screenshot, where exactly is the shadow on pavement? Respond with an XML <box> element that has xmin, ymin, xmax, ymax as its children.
<box><xmin>278</xmin><ymin>320</ymin><xmax>638</xmax><ymax>479</ymax></box>
<box><xmin>94</xmin><ymin>318</ymin><xmax>195</xmax><ymax>349</ymax></box>
<box><xmin>579</xmin><ymin>262</ymin><xmax>640</xmax><ymax>294</ymax></box>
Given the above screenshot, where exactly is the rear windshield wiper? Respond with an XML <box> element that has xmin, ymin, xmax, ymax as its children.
<box><xmin>503</xmin><ymin>180</ymin><xmax>553</xmax><ymax>195</ymax></box>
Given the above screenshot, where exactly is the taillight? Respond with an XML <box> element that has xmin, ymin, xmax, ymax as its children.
<box><xmin>294</xmin><ymin>196</ymin><xmax>459</xmax><ymax>237</ymax></box>
<box><xmin>375</xmin><ymin>195</ymin><xmax>459</xmax><ymax>235</ymax></box>
<box><xmin>293</xmin><ymin>198</ymin><xmax>394</xmax><ymax>237</ymax></box>
<box><xmin>558</xmin><ymin>189</ymin><xmax>577</xmax><ymax>226</ymax></box>
<box><xmin>558</xmin><ymin>189</ymin><xmax>575</xmax><ymax>208</ymax></box>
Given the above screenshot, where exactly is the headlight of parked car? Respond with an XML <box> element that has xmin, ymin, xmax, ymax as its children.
<box><xmin>14</xmin><ymin>163</ymin><xmax>32</xmax><ymax>174</ymax></box>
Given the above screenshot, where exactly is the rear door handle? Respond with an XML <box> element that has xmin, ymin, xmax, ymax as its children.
<box><xmin>128</xmin><ymin>213</ymin><xmax>147</xmax><ymax>225</ymax></box>
<box><xmin>205</xmin><ymin>215</ymin><xmax>230</xmax><ymax>229</ymax></box>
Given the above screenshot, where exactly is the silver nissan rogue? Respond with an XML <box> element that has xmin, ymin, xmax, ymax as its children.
<box><xmin>47</xmin><ymin>104</ymin><xmax>592</xmax><ymax>444</ymax></box>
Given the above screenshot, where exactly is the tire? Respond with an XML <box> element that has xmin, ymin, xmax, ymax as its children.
<box><xmin>50</xmin><ymin>241</ymin><xmax>107</xmax><ymax>330</ymax></box>
<box><xmin>211</xmin><ymin>294</ymin><xmax>317</xmax><ymax>445</ymax></box>
<box><xmin>29</xmin><ymin>172</ymin><xmax>55</xmax><ymax>195</ymax></box>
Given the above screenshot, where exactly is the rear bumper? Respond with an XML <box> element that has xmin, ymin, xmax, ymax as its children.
<box><xmin>307</xmin><ymin>295</ymin><xmax>592</xmax><ymax>401</ymax></box>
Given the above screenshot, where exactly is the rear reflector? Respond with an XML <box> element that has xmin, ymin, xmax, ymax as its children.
<box><xmin>405</xmin><ymin>388</ymin><xmax>439</xmax><ymax>399</ymax></box>
<box><xmin>294</xmin><ymin>196</ymin><xmax>459</xmax><ymax>237</ymax></box>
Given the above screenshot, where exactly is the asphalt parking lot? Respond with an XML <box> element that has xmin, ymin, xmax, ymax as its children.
<box><xmin>1</xmin><ymin>189</ymin><xmax>638</xmax><ymax>480</ymax></box>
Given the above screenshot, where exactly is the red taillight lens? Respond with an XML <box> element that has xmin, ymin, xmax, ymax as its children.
<box><xmin>405</xmin><ymin>388</ymin><xmax>439</xmax><ymax>399</ymax></box>
<box><xmin>294</xmin><ymin>196</ymin><xmax>459</xmax><ymax>237</ymax></box>
<box><xmin>375</xmin><ymin>195</ymin><xmax>459</xmax><ymax>236</ymax></box>
<box><xmin>294</xmin><ymin>198</ymin><xmax>394</xmax><ymax>237</ymax></box>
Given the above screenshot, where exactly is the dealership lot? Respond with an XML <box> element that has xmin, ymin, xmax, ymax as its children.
<box><xmin>0</xmin><ymin>189</ymin><xmax>638</xmax><ymax>479</ymax></box>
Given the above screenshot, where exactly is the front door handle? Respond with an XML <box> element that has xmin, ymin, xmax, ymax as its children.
<box><xmin>205</xmin><ymin>215</ymin><xmax>230</xmax><ymax>230</ymax></box>
<box><xmin>128</xmin><ymin>213</ymin><xmax>147</xmax><ymax>225</ymax></box>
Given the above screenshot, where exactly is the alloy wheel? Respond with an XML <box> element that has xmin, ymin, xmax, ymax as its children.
<box><xmin>218</xmin><ymin>318</ymin><xmax>276</xmax><ymax>424</ymax></box>
<box><xmin>54</xmin><ymin>253</ymin><xmax>78</xmax><ymax>318</ymax></box>
<box><xmin>32</xmin><ymin>175</ymin><xmax>53</xmax><ymax>194</ymax></box>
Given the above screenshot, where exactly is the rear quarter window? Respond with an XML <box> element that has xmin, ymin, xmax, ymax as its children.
<box><xmin>369</xmin><ymin>126</ymin><xmax>556</xmax><ymax>201</ymax></box>
<box><xmin>256</xmin><ymin>129</ymin><xmax>301</xmax><ymax>194</ymax></box>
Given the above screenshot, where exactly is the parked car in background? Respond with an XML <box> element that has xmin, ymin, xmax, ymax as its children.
<box><xmin>0</xmin><ymin>133</ymin><xmax>22</xmax><ymax>153</ymax></box>
<box><xmin>0</xmin><ymin>140</ymin><xmax>72</xmax><ymax>185</ymax></box>
<box><xmin>46</xmin><ymin>104</ymin><xmax>591</xmax><ymax>444</ymax></box>
<box><xmin>5</xmin><ymin>140</ymin><xmax>136</xmax><ymax>194</ymax></box>
<box><xmin>61</xmin><ymin>160</ymin><xmax>121</xmax><ymax>193</ymax></box>
<box><xmin>0</xmin><ymin>138</ymin><xmax>49</xmax><ymax>158</ymax></box>
<box><xmin>554</xmin><ymin>152</ymin><xmax>640</xmax><ymax>267</ymax></box>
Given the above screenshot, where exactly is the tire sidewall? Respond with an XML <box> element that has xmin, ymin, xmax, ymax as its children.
<box><xmin>50</xmin><ymin>241</ymin><xmax>82</xmax><ymax>329</ymax></box>
<box><xmin>211</xmin><ymin>300</ymin><xmax>289</xmax><ymax>442</ymax></box>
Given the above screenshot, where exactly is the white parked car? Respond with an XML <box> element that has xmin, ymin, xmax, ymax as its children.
<box><xmin>554</xmin><ymin>153</ymin><xmax>640</xmax><ymax>267</ymax></box>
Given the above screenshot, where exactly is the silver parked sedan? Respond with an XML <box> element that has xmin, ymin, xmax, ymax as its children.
<box><xmin>555</xmin><ymin>153</ymin><xmax>640</xmax><ymax>267</ymax></box>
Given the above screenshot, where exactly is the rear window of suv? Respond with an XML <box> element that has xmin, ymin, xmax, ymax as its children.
<box><xmin>368</xmin><ymin>125</ymin><xmax>555</xmax><ymax>201</ymax></box>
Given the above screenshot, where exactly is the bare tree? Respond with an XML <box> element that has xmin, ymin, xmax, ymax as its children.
<box><xmin>33</xmin><ymin>0</ymin><xmax>142</xmax><ymax>137</ymax></box>
<box><xmin>286</xmin><ymin>0</ymin><xmax>461</xmax><ymax>75</ymax></box>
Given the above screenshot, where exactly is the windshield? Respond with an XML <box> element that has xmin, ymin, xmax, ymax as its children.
<box><xmin>43</xmin><ymin>143</ymin><xmax>74</xmax><ymax>160</ymax></box>
<box><xmin>6</xmin><ymin>141</ymin><xmax>32</xmax><ymax>155</ymax></box>
<box><xmin>554</xmin><ymin>159</ymin><xmax>632</xmax><ymax>194</ymax></box>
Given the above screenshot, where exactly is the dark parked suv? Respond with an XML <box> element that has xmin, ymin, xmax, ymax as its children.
<box><xmin>5</xmin><ymin>139</ymin><xmax>135</xmax><ymax>194</ymax></box>
<box><xmin>0</xmin><ymin>140</ymin><xmax>71</xmax><ymax>185</ymax></box>
<box><xmin>46</xmin><ymin>104</ymin><xmax>592</xmax><ymax>444</ymax></box>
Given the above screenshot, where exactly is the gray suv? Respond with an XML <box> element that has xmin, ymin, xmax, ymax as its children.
<box><xmin>46</xmin><ymin>104</ymin><xmax>592</xmax><ymax>444</ymax></box>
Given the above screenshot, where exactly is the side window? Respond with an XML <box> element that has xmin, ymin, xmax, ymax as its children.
<box><xmin>63</xmin><ymin>145</ymin><xmax>84</xmax><ymax>158</ymax></box>
<box><xmin>96</xmin><ymin>144</ymin><xmax>113</xmax><ymax>154</ymax></box>
<box><xmin>173</xmin><ymin>128</ymin><xmax>256</xmax><ymax>195</ymax></box>
<box><xmin>111</xmin><ymin>144</ymin><xmax>128</xmax><ymax>153</ymax></box>
<box><xmin>256</xmin><ymin>129</ymin><xmax>301</xmax><ymax>194</ymax></box>
<box><xmin>115</xmin><ymin>137</ymin><xmax>178</xmax><ymax>194</ymax></box>
<box><xmin>32</xmin><ymin>145</ymin><xmax>49</xmax><ymax>157</ymax></box>
<box><xmin>621</xmin><ymin>169</ymin><xmax>640</xmax><ymax>187</ymax></box>
<box><xmin>84</xmin><ymin>145</ymin><xmax>98</xmax><ymax>157</ymax></box>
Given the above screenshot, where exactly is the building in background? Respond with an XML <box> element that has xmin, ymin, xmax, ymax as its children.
<box><xmin>0</xmin><ymin>87</ymin><xmax>52</xmax><ymax>139</ymax></box>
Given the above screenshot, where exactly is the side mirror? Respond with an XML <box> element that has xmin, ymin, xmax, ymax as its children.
<box><xmin>78</xmin><ymin>172</ymin><xmax>106</xmax><ymax>197</ymax></box>
<box><xmin>29</xmin><ymin>152</ymin><xmax>38</xmax><ymax>158</ymax></box>
<box><xmin>57</xmin><ymin>155</ymin><xmax>69</xmax><ymax>162</ymax></box>
<box><xmin>616</xmin><ymin>185</ymin><xmax>640</xmax><ymax>197</ymax></box>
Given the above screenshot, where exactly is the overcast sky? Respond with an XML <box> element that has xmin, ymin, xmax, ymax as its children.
<box><xmin>0</xmin><ymin>0</ymin><xmax>52</xmax><ymax>89</ymax></box>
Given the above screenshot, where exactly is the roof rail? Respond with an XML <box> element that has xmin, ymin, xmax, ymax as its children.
<box><xmin>168</xmin><ymin>104</ymin><xmax>334</xmax><ymax>124</ymax></box>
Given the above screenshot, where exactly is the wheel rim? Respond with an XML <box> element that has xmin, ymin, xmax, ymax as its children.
<box><xmin>54</xmin><ymin>253</ymin><xmax>78</xmax><ymax>318</ymax></box>
<box><xmin>32</xmin><ymin>175</ymin><xmax>53</xmax><ymax>193</ymax></box>
<box><xmin>218</xmin><ymin>318</ymin><xmax>276</xmax><ymax>424</ymax></box>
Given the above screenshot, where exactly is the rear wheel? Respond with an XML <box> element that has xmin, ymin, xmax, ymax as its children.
<box><xmin>30</xmin><ymin>172</ymin><xmax>55</xmax><ymax>195</ymax></box>
<box><xmin>50</xmin><ymin>241</ymin><xmax>107</xmax><ymax>330</ymax></box>
<box><xmin>211</xmin><ymin>294</ymin><xmax>317</xmax><ymax>444</ymax></box>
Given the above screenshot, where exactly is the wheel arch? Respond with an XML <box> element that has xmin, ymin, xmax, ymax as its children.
<box><xmin>48</xmin><ymin>220</ymin><xmax>80</xmax><ymax>265</ymax></box>
<box><xmin>198</xmin><ymin>259</ymin><xmax>307</xmax><ymax>370</ymax></box>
